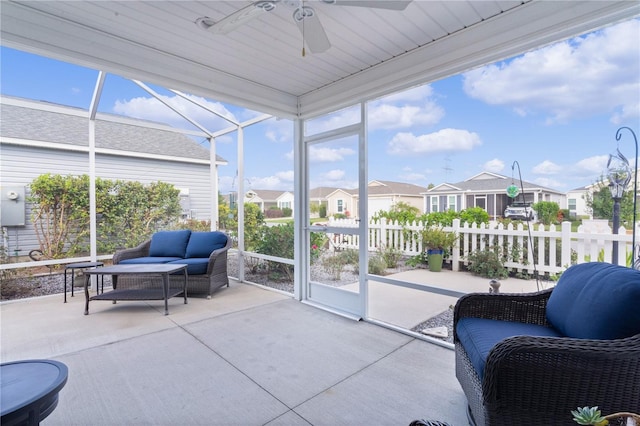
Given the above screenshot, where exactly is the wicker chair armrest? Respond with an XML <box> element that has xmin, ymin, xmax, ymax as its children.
<box><xmin>483</xmin><ymin>334</ymin><xmax>640</xmax><ymax>407</ymax></box>
<box><xmin>205</xmin><ymin>235</ymin><xmax>232</xmax><ymax>275</ymax></box>
<box><xmin>112</xmin><ymin>240</ymin><xmax>151</xmax><ymax>264</ymax></box>
<box><xmin>454</xmin><ymin>289</ymin><xmax>553</xmax><ymax>339</ymax></box>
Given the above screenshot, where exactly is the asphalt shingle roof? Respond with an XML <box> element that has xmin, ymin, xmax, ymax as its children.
<box><xmin>430</xmin><ymin>173</ymin><xmax>561</xmax><ymax>193</ymax></box>
<box><xmin>1</xmin><ymin>99</ymin><xmax>226</xmax><ymax>163</ymax></box>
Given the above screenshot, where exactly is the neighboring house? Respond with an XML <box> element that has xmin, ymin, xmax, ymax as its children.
<box><xmin>0</xmin><ymin>96</ymin><xmax>227</xmax><ymax>256</ymax></box>
<box><xmin>324</xmin><ymin>188</ymin><xmax>355</xmax><ymax>218</ymax></box>
<box><xmin>309</xmin><ymin>187</ymin><xmax>340</xmax><ymax>215</ymax></box>
<box><xmin>425</xmin><ymin>172</ymin><xmax>565</xmax><ymax>220</ymax></box>
<box><xmin>323</xmin><ymin>180</ymin><xmax>428</xmax><ymax>218</ymax></box>
<box><xmin>565</xmin><ymin>184</ymin><xmax>597</xmax><ymax>219</ymax></box>
<box><xmin>358</xmin><ymin>180</ymin><xmax>428</xmax><ymax>218</ymax></box>
<box><xmin>566</xmin><ymin>175</ymin><xmax>640</xmax><ymax>220</ymax></box>
<box><xmin>244</xmin><ymin>189</ymin><xmax>294</xmax><ymax>215</ymax></box>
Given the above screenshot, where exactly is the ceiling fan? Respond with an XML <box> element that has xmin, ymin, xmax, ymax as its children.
<box><xmin>196</xmin><ymin>0</ymin><xmax>412</xmax><ymax>55</ymax></box>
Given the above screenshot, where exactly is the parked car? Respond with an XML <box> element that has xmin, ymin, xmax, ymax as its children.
<box><xmin>504</xmin><ymin>202</ymin><xmax>536</xmax><ymax>221</ymax></box>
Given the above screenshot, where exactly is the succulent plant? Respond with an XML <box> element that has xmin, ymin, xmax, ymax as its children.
<box><xmin>571</xmin><ymin>407</ymin><xmax>609</xmax><ymax>426</ymax></box>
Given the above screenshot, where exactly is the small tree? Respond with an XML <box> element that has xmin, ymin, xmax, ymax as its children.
<box><xmin>586</xmin><ymin>178</ymin><xmax>635</xmax><ymax>227</ymax></box>
<box><xmin>533</xmin><ymin>201</ymin><xmax>560</xmax><ymax>225</ymax></box>
<box><xmin>243</xmin><ymin>203</ymin><xmax>266</xmax><ymax>251</ymax></box>
<box><xmin>29</xmin><ymin>173</ymin><xmax>91</xmax><ymax>258</ymax></box>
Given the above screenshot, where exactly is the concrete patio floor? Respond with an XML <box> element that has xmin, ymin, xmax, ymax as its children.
<box><xmin>1</xmin><ymin>277</ymin><xmax>482</xmax><ymax>425</ymax></box>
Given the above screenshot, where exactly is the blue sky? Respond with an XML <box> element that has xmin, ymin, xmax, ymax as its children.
<box><xmin>2</xmin><ymin>17</ymin><xmax>639</xmax><ymax>195</ymax></box>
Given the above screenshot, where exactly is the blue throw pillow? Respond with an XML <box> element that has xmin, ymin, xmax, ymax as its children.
<box><xmin>546</xmin><ymin>262</ymin><xmax>640</xmax><ymax>339</ymax></box>
<box><xmin>185</xmin><ymin>231</ymin><xmax>227</xmax><ymax>258</ymax></box>
<box><xmin>149</xmin><ymin>230</ymin><xmax>191</xmax><ymax>258</ymax></box>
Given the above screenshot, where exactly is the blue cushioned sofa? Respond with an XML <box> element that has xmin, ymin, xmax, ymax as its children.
<box><xmin>454</xmin><ymin>262</ymin><xmax>640</xmax><ymax>425</ymax></box>
<box><xmin>112</xmin><ymin>230</ymin><xmax>232</xmax><ymax>298</ymax></box>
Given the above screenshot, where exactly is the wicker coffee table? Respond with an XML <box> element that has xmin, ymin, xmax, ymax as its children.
<box><xmin>83</xmin><ymin>264</ymin><xmax>188</xmax><ymax>315</ymax></box>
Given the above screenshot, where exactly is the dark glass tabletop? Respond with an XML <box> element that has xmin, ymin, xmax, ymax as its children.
<box><xmin>1</xmin><ymin>359</ymin><xmax>68</xmax><ymax>426</ymax></box>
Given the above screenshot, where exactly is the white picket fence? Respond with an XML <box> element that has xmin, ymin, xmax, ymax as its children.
<box><xmin>325</xmin><ymin>218</ymin><xmax>635</xmax><ymax>274</ymax></box>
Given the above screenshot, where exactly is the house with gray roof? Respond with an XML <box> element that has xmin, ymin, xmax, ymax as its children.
<box><xmin>244</xmin><ymin>189</ymin><xmax>294</xmax><ymax>216</ymax></box>
<box><xmin>0</xmin><ymin>95</ymin><xmax>227</xmax><ymax>256</ymax></box>
<box><xmin>322</xmin><ymin>180</ymin><xmax>428</xmax><ymax>218</ymax></box>
<box><xmin>425</xmin><ymin>172</ymin><xmax>565</xmax><ymax>220</ymax></box>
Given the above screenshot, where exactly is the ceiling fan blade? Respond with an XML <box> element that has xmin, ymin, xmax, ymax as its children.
<box><xmin>325</xmin><ymin>0</ymin><xmax>412</xmax><ymax>10</ymax></box>
<box><xmin>293</xmin><ymin>6</ymin><xmax>331</xmax><ymax>53</ymax></box>
<box><xmin>201</xmin><ymin>2</ymin><xmax>275</xmax><ymax>34</ymax></box>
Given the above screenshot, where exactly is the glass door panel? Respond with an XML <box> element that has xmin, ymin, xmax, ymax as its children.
<box><xmin>306</xmin><ymin>133</ymin><xmax>362</xmax><ymax>317</ymax></box>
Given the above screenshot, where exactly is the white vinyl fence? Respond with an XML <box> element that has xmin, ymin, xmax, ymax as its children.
<box><xmin>326</xmin><ymin>218</ymin><xmax>635</xmax><ymax>275</ymax></box>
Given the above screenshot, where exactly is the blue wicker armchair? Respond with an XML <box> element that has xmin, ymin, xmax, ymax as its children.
<box><xmin>454</xmin><ymin>262</ymin><xmax>640</xmax><ymax>425</ymax></box>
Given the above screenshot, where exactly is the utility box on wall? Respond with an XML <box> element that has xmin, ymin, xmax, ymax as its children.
<box><xmin>1</xmin><ymin>186</ymin><xmax>27</xmax><ymax>226</ymax></box>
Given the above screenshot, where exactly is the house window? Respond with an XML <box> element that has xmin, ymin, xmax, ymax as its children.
<box><xmin>431</xmin><ymin>197</ymin><xmax>438</xmax><ymax>213</ymax></box>
<box><xmin>448</xmin><ymin>195</ymin><xmax>456</xmax><ymax>211</ymax></box>
<box><xmin>280</xmin><ymin>201</ymin><xmax>291</xmax><ymax>209</ymax></box>
<box><xmin>568</xmin><ymin>198</ymin><xmax>576</xmax><ymax>212</ymax></box>
<box><xmin>337</xmin><ymin>199</ymin><xmax>343</xmax><ymax>213</ymax></box>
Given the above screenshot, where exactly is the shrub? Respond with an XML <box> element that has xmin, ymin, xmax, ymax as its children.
<box><xmin>368</xmin><ymin>253</ymin><xmax>387</xmax><ymax>275</ymax></box>
<box><xmin>378</xmin><ymin>244</ymin><xmax>401</xmax><ymax>268</ymax></box>
<box><xmin>265</xmin><ymin>207</ymin><xmax>284</xmax><ymax>218</ymax></box>
<box><xmin>282</xmin><ymin>207</ymin><xmax>292</xmax><ymax>217</ymax></box>
<box><xmin>175</xmin><ymin>219</ymin><xmax>211</xmax><ymax>232</ymax></box>
<box><xmin>321</xmin><ymin>254</ymin><xmax>348</xmax><ymax>280</ymax></box>
<box><xmin>459</xmin><ymin>207</ymin><xmax>490</xmax><ymax>225</ymax></box>
<box><xmin>533</xmin><ymin>201</ymin><xmax>560</xmax><ymax>225</ymax></box>
<box><xmin>466</xmin><ymin>246</ymin><xmax>508</xmax><ymax>279</ymax></box>
<box><xmin>319</xmin><ymin>204</ymin><xmax>327</xmax><ymax>218</ymax></box>
<box><xmin>340</xmin><ymin>248</ymin><xmax>359</xmax><ymax>265</ymax></box>
<box><xmin>406</xmin><ymin>251</ymin><xmax>428</xmax><ymax>268</ymax></box>
<box><xmin>255</xmin><ymin>222</ymin><xmax>294</xmax><ymax>280</ymax></box>
<box><xmin>310</xmin><ymin>232</ymin><xmax>328</xmax><ymax>264</ymax></box>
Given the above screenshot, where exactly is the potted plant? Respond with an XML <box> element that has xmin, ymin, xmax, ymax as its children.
<box><xmin>420</xmin><ymin>227</ymin><xmax>458</xmax><ymax>272</ymax></box>
<box><xmin>571</xmin><ymin>406</ymin><xmax>640</xmax><ymax>425</ymax></box>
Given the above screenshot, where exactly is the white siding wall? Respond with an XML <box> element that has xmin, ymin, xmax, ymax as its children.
<box><xmin>1</xmin><ymin>143</ymin><xmax>211</xmax><ymax>257</ymax></box>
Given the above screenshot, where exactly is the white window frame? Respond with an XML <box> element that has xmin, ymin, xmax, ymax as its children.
<box><xmin>448</xmin><ymin>195</ymin><xmax>456</xmax><ymax>211</ymax></box>
<box><xmin>431</xmin><ymin>196</ymin><xmax>438</xmax><ymax>213</ymax></box>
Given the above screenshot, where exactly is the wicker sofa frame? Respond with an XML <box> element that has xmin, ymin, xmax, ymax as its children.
<box><xmin>454</xmin><ymin>289</ymin><xmax>640</xmax><ymax>425</ymax></box>
<box><xmin>112</xmin><ymin>235</ymin><xmax>232</xmax><ymax>298</ymax></box>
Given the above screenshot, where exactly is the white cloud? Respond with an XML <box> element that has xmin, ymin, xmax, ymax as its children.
<box><xmin>387</xmin><ymin>128</ymin><xmax>482</xmax><ymax>155</ymax></box>
<box><xmin>309</xmin><ymin>169</ymin><xmax>357</xmax><ymax>189</ymax></box>
<box><xmin>308</xmin><ymin>146</ymin><xmax>356</xmax><ymax>162</ymax></box>
<box><xmin>368</xmin><ymin>101</ymin><xmax>444</xmax><ymax>130</ymax></box>
<box><xmin>305</xmin><ymin>84</ymin><xmax>445</xmax><ymax>133</ymax></box>
<box><xmin>483</xmin><ymin>159</ymin><xmax>505</xmax><ymax>173</ymax></box>
<box><xmin>463</xmin><ymin>19</ymin><xmax>640</xmax><ymax>124</ymax></box>
<box><xmin>532</xmin><ymin>160</ymin><xmax>563</xmax><ymax>175</ymax></box>
<box><xmin>247</xmin><ymin>175</ymin><xmax>291</xmax><ymax>191</ymax></box>
<box><xmin>265</xmin><ymin>118</ymin><xmax>293</xmax><ymax>143</ymax></box>
<box><xmin>535</xmin><ymin>177</ymin><xmax>564</xmax><ymax>188</ymax></box>
<box><xmin>324</xmin><ymin>169</ymin><xmax>345</xmax><ymax>181</ymax></box>
<box><xmin>113</xmin><ymin>94</ymin><xmax>238</xmax><ymax>129</ymax></box>
<box><xmin>575</xmin><ymin>155</ymin><xmax>609</xmax><ymax>175</ymax></box>
<box><xmin>275</xmin><ymin>170</ymin><xmax>294</xmax><ymax>182</ymax></box>
<box><xmin>529</xmin><ymin>155</ymin><xmax>609</xmax><ymax>190</ymax></box>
